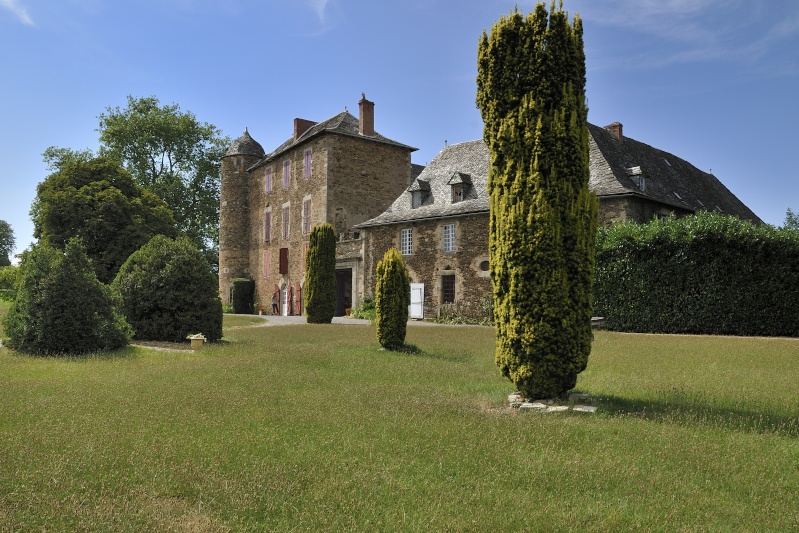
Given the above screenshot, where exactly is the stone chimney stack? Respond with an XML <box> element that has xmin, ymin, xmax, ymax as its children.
<box><xmin>294</xmin><ymin>118</ymin><xmax>316</xmax><ymax>141</ymax></box>
<box><xmin>604</xmin><ymin>122</ymin><xmax>623</xmax><ymax>142</ymax></box>
<box><xmin>359</xmin><ymin>93</ymin><xmax>375</xmax><ymax>137</ymax></box>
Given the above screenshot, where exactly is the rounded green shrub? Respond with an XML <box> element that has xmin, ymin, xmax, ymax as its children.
<box><xmin>375</xmin><ymin>247</ymin><xmax>410</xmax><ymax>350</ymax></box>
<box><xmin>3</xmin><ymin>239</ymin><xmax>131</xmax><ymax>355</ymax></box>
<box><xmin>304</xmin><ymin>223</ymin><xmax>336</xmax><ymax>324</ymax></box>
<box><xmin>113</xmin><ymin>235</ymin><xmax>223</xmax><ymax>342</ymax></box>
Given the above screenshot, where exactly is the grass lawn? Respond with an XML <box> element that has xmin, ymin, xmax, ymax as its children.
<box><xmin>1</xmin><ymin>304</ymin><xmax>798</xmax><ymax>531</ymax></box>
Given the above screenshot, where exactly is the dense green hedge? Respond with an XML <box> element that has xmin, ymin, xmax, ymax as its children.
<box><xmin>594</xmin><ymin>212</ymin><xmax>799</xmax><ymax>337</ymax></box>
<box><xmin>232</xmin><ymin>278</ymin><xmax>255</xmax><ymax>315</ymax></box>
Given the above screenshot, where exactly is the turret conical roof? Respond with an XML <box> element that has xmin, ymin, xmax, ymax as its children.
<box><xmin>225</xmin><ymin>128</ymin><xmax>265</xmax><ymax>158</ymax></box>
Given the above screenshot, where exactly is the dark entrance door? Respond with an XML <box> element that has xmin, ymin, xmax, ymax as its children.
<box><xmin>335</xmin><ymin>268</ymin><xmax>352</xmax><ymax>317</ymax></box>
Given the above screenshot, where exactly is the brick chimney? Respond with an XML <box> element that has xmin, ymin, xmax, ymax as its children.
<box><xmin>604</xmin><ymin>122</ymin><xmax>623</xmax><ymax>142</ymax></box>
<box><xmin>359</xmin><ymin>93</ymin><xmax>375</xmax><ymax>137</ymax></box>
<box><xmin>294</xmin><ymin>118</ymin><xmax>316</xmax><ymax>141</ymax></box>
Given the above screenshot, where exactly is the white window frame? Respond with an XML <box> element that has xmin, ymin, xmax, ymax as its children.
<box><xmin>264</xmin><ymin>207</ymin><xmax>272</xmax><ymax>243</ymax></box>
<box><xmin>282</xmin><ymin>202</ymin><xmax>290</xmax><ymax>240</ymax></box>
<box><xmin>442</xmin><ymin>223</ymin><xmax>456</xmax><ymax>253</ymax></box>
<box><xmin>401</xmin><ymin>228</ymin><xmax>413</xmax><ymax>256</ymax></box>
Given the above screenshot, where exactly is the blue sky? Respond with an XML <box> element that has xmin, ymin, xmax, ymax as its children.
<box><xmin>2</xmin><ymin>0</ymin><xmax>797</xmax><ymax>259</ymax></box>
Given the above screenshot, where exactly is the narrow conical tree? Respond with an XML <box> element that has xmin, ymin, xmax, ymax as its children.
<box><xmin>476</xmin><ymin>2</ymin><xmax>598</xmax><ymax>398</ymax></box>
<box><xmin>375</xmin><ymin>247</ymin><xmax>410</xmax><ymax>350</ymax></box>
<box><xmin>304</xmin><ymin>223</ymin><xmax>337</xmax><ymax>323</ymax></box>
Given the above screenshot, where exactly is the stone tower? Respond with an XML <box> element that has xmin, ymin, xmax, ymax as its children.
<box><xmin>219</xmin><ymin>129</ymin><xmax>265</xmax><ymax>304</ymax></box>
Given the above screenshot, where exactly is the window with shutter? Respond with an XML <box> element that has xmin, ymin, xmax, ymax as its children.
<box><xmin>302</xmin><ymin>198</ymin><xmax>312</xmax><ymax>235</ymax></box>
<box><xmin>265</xmin><ymin>167</ymin><xmax>272</xmax><ymax>193</ymax></box>
<box><xmin>263</xmin><ymin>251</ymin><xmax>270</xmax><ymax>277</ymax></box>
<box><xmin>282</xmin><ymin>204</ymin><xmax>290</xmax><ymax>240</ymax></box>
<box><xmin>283</xmin><ymin>160</ymin><xmax>290</xmax><ymax>188</ymax></box>
<box><xmin>264</xmin><ymin>210</ymin><xmax>271</xmax><ymax>243</ymax></box>
<box><xmin>303</xmin><ymin>149</ymin><xmax>312</xmax><ymax>178</ymax></box>
<box><xmin>279</xmin><ymin>248</ymin><xmax>288</xmax><ymax>274</ymax></box>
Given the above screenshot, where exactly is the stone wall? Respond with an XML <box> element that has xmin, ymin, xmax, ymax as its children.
<box><xmin>363</xmin><ymin>213</ymin><xmax>492</xmax><ymax>319</ymax></box>
<box><xmin>326</xmin><ymin>135</ymin><xmax>413</xmax><ymax>238</ymax></box>
<box><xmin>227</xmin><ymin>132</ymin><xmax>413</xmax><ymax>313</ymax></box>
<box><xmin>598</xmin><ymin>195</ymin><xmax>692</xmax><ymax>225</ymax></box>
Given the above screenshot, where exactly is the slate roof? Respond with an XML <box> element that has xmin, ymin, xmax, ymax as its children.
<box><xmin>249</xmin><ymin>111</ymin><xmax>416</xmax><ymax>170</ymax></box>
<box><xmin>355</xmin><ymin>140</ymin><xmax>489</xmax><ymax>228</ymax></box>
<box><xmin>357</xmin><ymin>124</ymin><xmax>760</xmax><ymax>228</ymax></box>
<box><xmin>225</xmin><ymin>128</ymin><xmax>265</xmax><ymax>158</ymax></box>
<box><xmin>587</xmin><ymin>123</ymin><xmax>761</xmax><ymax>223</ymax></box>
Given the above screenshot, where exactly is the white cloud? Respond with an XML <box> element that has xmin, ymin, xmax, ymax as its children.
<box><xmin>574</xmin><ymin>0</ymin><xmax>799</xmax><ymax>70</ymax></box>
<box><xmin>308</xmin><ymin>0</ymin><xmax>329</xmax><ymax>23</ymax></box>
<box><xmin>0</xmin><ymin>0</ymin><xmax>34</xmax><ymax>26</ymax></box>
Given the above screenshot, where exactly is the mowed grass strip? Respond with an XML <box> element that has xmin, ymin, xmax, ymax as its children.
<box><xmin>0</xmin><ymin>308</ymin><xmax>797</xmax><ymax>531</ymax></box>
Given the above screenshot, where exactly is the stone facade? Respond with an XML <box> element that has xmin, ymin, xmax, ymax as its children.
<box><xmin>222</xmin><ymin>109</ymin><xmax>761</xmax><ymax>319</ymax></box>
<box><xmin>363</xmin><ymin>214</ymin><xmax>492</xmax><ymax>319</ymax></box>
<box><xmin>219</xmin><ymin>96</ymin><xmax>416</xmax><ymax>315</ymax></box>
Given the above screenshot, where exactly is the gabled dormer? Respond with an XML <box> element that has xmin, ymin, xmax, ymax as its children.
<box><xmin>447</xmin><ymin>172</ymin><xmax>472</xmax><ymax>203</ymax></box>
<box><xmin>408</xmin><ymin>178</ymin><xmax>431</xmax><ymax>209</ymax></box>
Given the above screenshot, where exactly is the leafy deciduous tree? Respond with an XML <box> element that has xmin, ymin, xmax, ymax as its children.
<box><xmin>477</xmin><ymin>2</ymin><xmax>598</xmax><ymax>398</ymax></box>
<box><xmin>31</xmin><ymin>157</ymin><xmax>177</xmax><ymax>283</ymax></box>
<box><xmin>375</xmin><ymin>247</ymin><xmax>410</xmax><ymax>350</ymax></box>
<box><xmin>0</xmin><ymin>220</ymin><xmax>14</xmax><ymax>266</ymax></box>
<box><xmin>304</xmin><ymin>223</ymin><xmax>337</xmax><ymax>324</ymax></box>
<box><xmin>3</xmin><ymin>239</ymin><xmax>131</xmax><ymax>355</ymax></box>
<box><xmin>98</xmin><ymin>96</ymin><xmax>230</xmax><ymax>269</ymax></box>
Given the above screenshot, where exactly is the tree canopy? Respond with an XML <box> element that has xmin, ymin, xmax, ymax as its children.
<box><xmin>0</xmin><ymin>220</ymin><xmax>14</xmax><ymax>266</ymax></box>
<box><xmin>31</xmin><ymin>156</ymin><xmax>177</xmax><ymax>283</ymax></box>
<box><xmin>98</xmin><ymin>96</ymin><xmax>229</xmax><ymax>269</ymax></box>
<box><xmin>477</xmin><ymin>3</ymin><xmax>597</xmax><ymax>398</ymax></box>
<box><xmin>42</xmin><ymin>96</ymin><xmax>230</xmax><ymax>270</ymax></box>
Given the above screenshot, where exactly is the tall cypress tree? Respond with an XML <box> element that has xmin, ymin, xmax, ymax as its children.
<box><xmin>304</xmin><ymin>223</ymin><xmax>337</xmax><ymax>324</ymax></box>
<box><xmin>476</xmin><ymin>2</ymin><xmax>598</xmax><ymax>398</ymax></box>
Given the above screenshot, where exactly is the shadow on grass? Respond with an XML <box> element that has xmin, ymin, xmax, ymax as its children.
<box><xmin>598</xmin><ymin>392</ymin><xmax>799</xmax><ymax>438</ymax></box>
<box><xmin>380</xmin><ymin>342</ymin><xmax>466</xmax><ymax>363</ymax></box>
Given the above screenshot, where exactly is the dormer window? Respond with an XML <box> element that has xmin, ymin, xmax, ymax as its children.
<box><xmin>625</xmin><ymin>166</ymin><xmax>645</xmax><ymax>192</ymax></box>
<box><xmin>451</xmin><ymin>184</ymin><xmax>464</xmax><ymax>203</ymax></box>
<box><xmin>447</xmin><ymin>172</ymin><xmax>471</xmax><ymax>204</ymax></box>
<box><xmin>408</xmin><ymin>178</ymin><xmax>430</xmax><ymax>209</ymax></box>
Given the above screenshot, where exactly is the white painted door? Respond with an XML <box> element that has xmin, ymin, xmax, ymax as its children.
<box><xmin>282</xmin><ymin>285</ymin><xmax>289</xmax><ymax>316</ymax></box>
<box><xmin>409</xmin><ymin>283</ymin><xmax>424</xmax><ymax>319</ymax></box>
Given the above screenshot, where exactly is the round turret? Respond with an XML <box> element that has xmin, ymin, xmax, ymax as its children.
<box><xmin>219</xmin><ymin>128</ymin><xmax>264</xmax><ymax>305</ymax></box>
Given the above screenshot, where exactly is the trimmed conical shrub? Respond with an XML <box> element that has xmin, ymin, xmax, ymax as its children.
<box><xmin>375</xmin><ymin>247</ymin><xmax>410</xmax><ymax>350</ymax></box>
<box><xmin>3</xmin><ymin>239</ymin><xmax>131</xmax><ymax>355</ymax></box>
<box><xmin>304</xmin><ymin>223</ymin><xmax>337</xmax><ymax>324</ymax></box>
<box><xmin>476</xmin><ymin>3</ymin><xmax>598</xmax><ymax>398</ymax></box>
